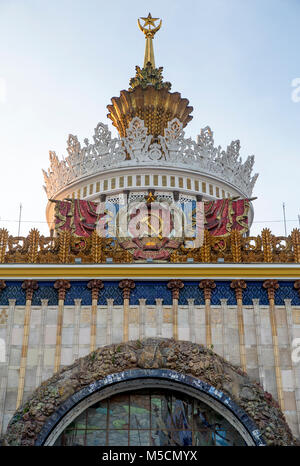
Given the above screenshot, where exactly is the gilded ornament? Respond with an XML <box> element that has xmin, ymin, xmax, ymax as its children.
<box><xmin>263</xmin><ymin>280</ymin><xmax>279</xmax><ymax>301</ymax></box>
<box><xmin>54</xmin><ymin>280</ymin><xmax>71</xmax><ymax>301</ymax></box>
<box><xmin>0</xmin><ymin>229</ymin><xmax>8</xmax><ymax>263</ymax></box>
<box><xmin>199</xmin><ymin>280</ymin><xmax>216</xmax><ymax>301</ymax></box>
<box><xmin>294</xmin><ymin>280</ymin><xmax>300</xmax><ymax>297</ymax></box>
<box><xmin>291</xmin><ymin>229</ymin><xmax>300</xmax><ymax>263</ymax></box>
<box><xmin>137</xmin><ymin>13</ymin><xmax>162</xmax><ymax>68</ymax></box>
<box><xmin>87</xmin><ymin>279</ymin><xmax>104</xmax><ymax>300</ymax></box>
<box><xmin>167</xmin><ymin>279</ymin><xmax>184</xmax><ymax>300</ymax></box>
<box><xmin>58</xmin><ymin>231</ymin><xmax>71</xmax><ymax>264</ymax></box>
<box><xmin>129</xmin><ymin>63</ymin><xmax>171</xmax><ymax>91</ymax></box>
<box><xmin>262</xmin><ymin>228</ymin><xmax>273</xmax><ymax>263</ymax></box>
<box><xmin>201</xmin><ymin>230</ymin><xmax>211</xmax><ymax>263</ymax></box>
<box><xmin>0</xmin><ymin>280</ymin><xmax>6</xmax><ymax>293</ymax></box>
<box><xmin>230</xmin><ymin>280</ymin><xmax>247</xmax><ymax>301</ymax></box>
<box><xmin>119</xmin><ymin>280</ymin><xmax>135</xmax><ymax>300</ymax></box>
<box><xmin>230</xmin><ymin>230</ymin><xmax>242</xmax><ymax>263</ymax></box>
<box><xmin>21</xmin><ymin>280</ymin><xmax>38</xmax><ymax>301</ymax></box>
<box><xmin>27</xmin><ymin>229</ymin><xmax>39</xmax><ymax>264</ymax></box>
<box><xmin>0</xmin><ymin>228</ymin><xmax>298</xmax><ymax>264</ymax></box>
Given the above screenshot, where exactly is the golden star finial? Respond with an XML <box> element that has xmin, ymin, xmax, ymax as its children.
<box><xmin>138</xmin><ymin>13</ymin><xmax>162</xmax><ymax>68</ymax></box>
<box><xmin>140</xmin><ymin>13</ymin><xmax>159</xmax><ymax>29</ymax></box>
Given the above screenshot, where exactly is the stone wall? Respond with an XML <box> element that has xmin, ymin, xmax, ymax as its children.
<box><xmin>0</xmin><ymin>279</ymin><xmax>300</xmax><ymax>440</ymax></box>
<box><xmin>3</xmin><ymin>339</ymin><xmax>297</xmax><ymax>446</ymax></box>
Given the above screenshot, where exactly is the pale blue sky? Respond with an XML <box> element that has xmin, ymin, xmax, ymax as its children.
<box><xmin>0</xmin><ymin>0</ymin><xmax>299</xmax><ymax>236</ymax></box>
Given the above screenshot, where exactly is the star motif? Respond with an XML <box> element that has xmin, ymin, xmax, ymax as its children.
<box><xmin>140</xmin><ymin>13</ymin><xmax>159</xmax><ymax>29</ymax></box>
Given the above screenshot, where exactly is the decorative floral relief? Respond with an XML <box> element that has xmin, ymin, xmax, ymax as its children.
<box><xmin>43</xmin><ymin>117</ymin><xmax>258</xmax><ymax>198</ymax></box>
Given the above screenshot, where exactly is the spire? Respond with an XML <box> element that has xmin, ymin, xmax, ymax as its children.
<box><xmin>107</xmin><ymin>14</ymin><xmax>193</xmax><ymax>138</ymax></box>
<box><xmin>138</xmin><ymin>13</ymin><xmax>162</xmax><ymax>68</ymax></box>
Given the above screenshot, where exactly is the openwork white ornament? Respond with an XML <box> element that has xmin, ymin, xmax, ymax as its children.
<box><xmin>148</xmin><ymin>142</ymin><xmax>163</xmax><ymax>161</ymax></box>
<box><xmin>123</xmin><ymin>117</ymin><xmax>152</xmax><ymax>161</ymax></box>
<box><xmin>43</xmin><ymin>117</ymin><xmax>258</xmax><ymax>199</ymax></box>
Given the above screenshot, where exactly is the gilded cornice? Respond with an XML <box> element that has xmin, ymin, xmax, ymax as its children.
<box><xmin>0</xmin><ymin>264</ymin><xmax>299</xmax><ymax>279</ymax></box>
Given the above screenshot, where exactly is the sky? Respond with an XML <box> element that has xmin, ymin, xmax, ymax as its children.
<box><xmin>0</xmin><ymin>0</ymin><xmax>299</xmax><ymax>237</ymax></box>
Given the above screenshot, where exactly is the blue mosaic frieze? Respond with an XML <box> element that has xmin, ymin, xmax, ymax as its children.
<box><xmin>64</xmin><ymin>281</ymin><xmax>91</xmax><ymax>306</ymax></box>
<box><xmin>130</xmin><ymin>282</ymin><xmax>172</xmax><ymax>305</ymax></box>
<box><xmin>0</xmin><ymin>279</ymin><xmax>299</xmax><ymax>306</ymax></box>
<box><xmin>242</xmin><ymin>281</ymin><xmax>269</xmax><ymax>305</ymax></box>
<box><xmin>178</xmin><ymin>281</ymin><xmax>204</xmax><ymax>305</ymax></box>
<box><xmin>98</xmin><ymin>281</ymin><xmax>123</xmax><ymax>305</ymax></box>
<box><xmin>0</xmin><ymin>281</ymin><xmax>26</xmax><ymax>305</ymax></box>
<box><xmin>274</xmin><ymin>281</ymin><xmax>300</xmax><ymax>305</ymax></box>
<box><xmin>32</xmin><ymin>281</ymin><xmax>58</xmax><ymax>306</ymax></box>
<box><xmin>210</xmin><ymin>281</ymin><xmax>236</xmax><ymax>305</ymax></box>
<box><xmin>242</xmin><ymin>281</ymin><xmax>300</xmax><ymax>306</ymax></box>
<box><xmin>58</xmin><ymin>281</ymin><xmax>123</xmax><ymax>306</ymax></box>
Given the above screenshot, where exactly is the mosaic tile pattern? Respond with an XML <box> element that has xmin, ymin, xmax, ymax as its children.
<box><xmin>275</xmin><ymin>281</ymin><xmax>299</xmax><ymax>305</ymax></box>
<box><xmin>0</xmin><ymin>280</ymin><xmax>299</xmax><ymax>306</ymax></box>
<box><xmin>0</xmin><ymin>281</ymin><xmax>26</xmax><ymax>305</ymax></box>
<box><xmin>32</xmin><ymin>282</ymin><xmax>57</xmax><ymax>306</ymax></box>
<box><xmin>178</xmin><ymin>281</ymin><xmax>204</xmax><ymax>305</ymax></box>
<box><xmin>210</xmin><ymin>281</ymin><xmax>236</xmax><ymax>305</ymax></box>
<box><xmin>242</xmin><ymin>281</ymin><xmax>269</xmax><ymax>306</ymax></box>
<box><xmin>130</xmin><ymin>282</ymin><xmax>172</xmax><ymax>305</ymax></box>
<box><xmin>98</xmin><ymin>282</ymin><xmax>123</xmax><ymax>305</ymax></box>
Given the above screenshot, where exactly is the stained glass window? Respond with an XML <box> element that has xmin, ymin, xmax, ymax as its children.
<box><xmin>54</xmin><ymin>389</ymin><xmax>246</xmax><ymax>446</ymax></box>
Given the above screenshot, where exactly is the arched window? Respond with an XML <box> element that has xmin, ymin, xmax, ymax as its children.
<box><xmin>54</xmin><ymin>388</ymin><xmax>245</xmax><ymax>446</ymax></box>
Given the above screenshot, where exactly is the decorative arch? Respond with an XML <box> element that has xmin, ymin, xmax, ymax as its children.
<box><xmin>4</xmin><ymin>338</ymin><xmax>297</xmax><ymax>446</ymax></box>
<box><xmin>38</xmin><ymin>369</ymin><xmax>263</xmax><ymax>446</ymax></box>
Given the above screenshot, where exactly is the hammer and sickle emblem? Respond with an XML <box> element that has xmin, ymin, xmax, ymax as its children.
<box><xmin>138</xmin><ymin>13</ymin><xmax>162</xmax><ymax>38</ymax></box>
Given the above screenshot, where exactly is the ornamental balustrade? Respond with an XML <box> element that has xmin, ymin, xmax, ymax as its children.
<box><xmin>0</xmin><ymin>228</ymin><xmax>299</xmax><ymax>264</ymax></box>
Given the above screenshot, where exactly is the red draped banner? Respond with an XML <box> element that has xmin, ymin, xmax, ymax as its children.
<box><xmin>54</xmin><ymin>199</ymin><xmax>99</xmax><ymax>237</ymax></box>
<box><xmin>204</xmin><ymin>198</ymin><xmax>250</xmax><ymax>236</ymax></box>
<box><xmin>53</xmin><ymin>198</ymin><xmax>250</xmax><ymax>237</ymax></box>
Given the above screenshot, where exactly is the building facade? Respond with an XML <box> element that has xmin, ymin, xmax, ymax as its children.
<box><xmin>1</xmin><ymin>14</ymin><xmax>300</xmax><ymax>446</ymax></box>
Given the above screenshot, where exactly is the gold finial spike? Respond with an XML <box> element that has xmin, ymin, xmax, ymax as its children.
<box><xmin>138</xmin><ymin>13</ymin><xmax>162</xmax><ymax>68</ymax></box>
<box><xmin>145</xmin><ymin>191</ymin><xmax>156</xmax><ymax>204</ymax></box>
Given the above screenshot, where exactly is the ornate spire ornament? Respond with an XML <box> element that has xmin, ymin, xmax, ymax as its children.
<box><xmin>128</xmin><ymin>63</ymin><xmax>171</xmax><ymax>91</ymax></box>
<box><xmin>129</xmin><ymin>15</ymin><xmax>170</xmax><ymax>92</ymax></box>
<box><xmin>138</xmin><ymin>13</ymin><xmax>162</xmax><ymax>68</ymax></box>
<box><xmin>107</xmin><ymin>14</ymin><xmax>193</xmax><ymax>138</ymax></box>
